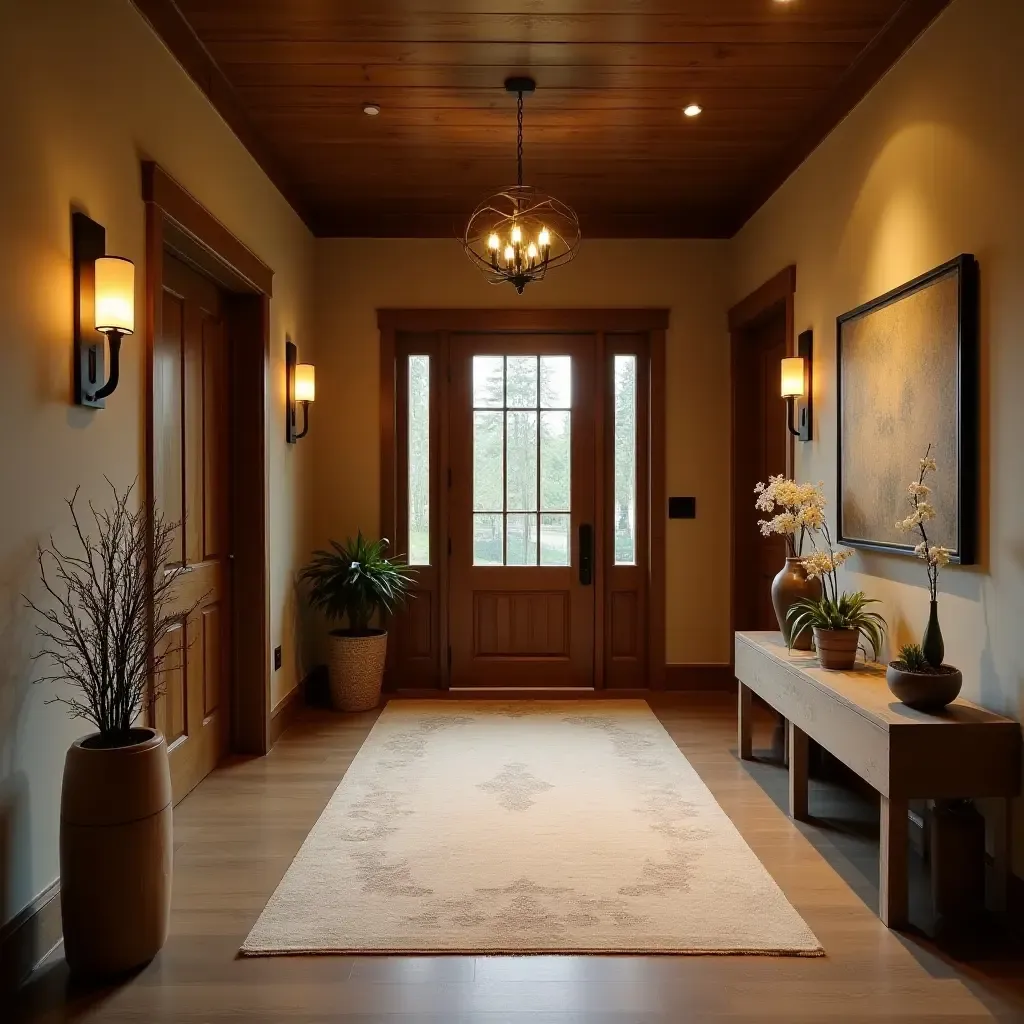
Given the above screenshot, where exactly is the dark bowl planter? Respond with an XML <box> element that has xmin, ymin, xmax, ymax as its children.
<box><xmin>886</xmin><ymin>663</ymin><xmax>963</xmax><ymax>712</ymax></box>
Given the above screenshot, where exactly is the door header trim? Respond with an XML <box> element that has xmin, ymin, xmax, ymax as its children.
<box><xmin>378</xmin><ymin>308</ymin><xmax>669</xmax><ymax>333</ymax></box>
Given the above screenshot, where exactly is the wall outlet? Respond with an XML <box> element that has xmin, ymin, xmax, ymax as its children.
<box><xmin>274</xmin><ymin>645</ymin><xmax>282</xmax><ymax>671</ymax></box>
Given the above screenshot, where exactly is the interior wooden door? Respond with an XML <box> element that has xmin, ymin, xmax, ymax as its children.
<box><xmin>734</xmin><ymin>305</ymin><xmax>789</xmax><ymax>631</ymax></box>
<box><xmin>449</xmin><ymin>334</ymin><xmax>596</xmax><ymax>687</ymax></box>
<box><xmin>154</xmin><ymin>252</ymin><xmax>232</xmax><ymax>804</ymax></box>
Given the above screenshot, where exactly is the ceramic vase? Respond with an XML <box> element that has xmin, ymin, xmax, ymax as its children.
<box><xmin>771</xmin><ymin>556</ymin><xmax>822</xmax><ymax>651</ymax></box>
<box><xmin>922</xmin><ymin>599</ymin><xmax>945</xmax><ymax>668</ymax></box>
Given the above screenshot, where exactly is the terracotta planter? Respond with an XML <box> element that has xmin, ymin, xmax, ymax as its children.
<box><xmin>328</xmin><ymin>629</ymin><xmax>388</xmax><ymax>711</ymax></box>
<box><xmin>886</xmin><ymin>663</ymin><xmax>963</xmax><ymax>712</ymax></box>
<box><xmin>812</xmin><ymin>627</ymin><xmax>860</xmax><ymax>670</ymax></box>
<box><xmin>771</xmin><ymin>556</ymin><xmax>822</xmax><ymax>651</ymax></box>
<box><xmin>60</xmin><ymin>728</ymin><xmax>172</xmax><ymax>978</ymax></box>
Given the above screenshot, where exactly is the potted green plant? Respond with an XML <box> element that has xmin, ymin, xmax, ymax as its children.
<box><xmin>26</xmin><ymin>482</ymin><xmax>190</xmax><ymax>978</ymax></box>
<box><xmin>786</xmin><ymin>519</ymin><xmax>886</xmax><ymax>670</ymax></box>
<box><xmin>886</xmin><ymin>643</ymin><xmax>962</xmax><ymax>711</ymax></box>
<box><xmin>754</xmin><ymin>476</ymin><xmax>826</xmax><ymax>649</ymax></box>
<box><xmin>301</xmin><ymin>533</ymin><xmax>414</xmax><ymax>711</ymax></box>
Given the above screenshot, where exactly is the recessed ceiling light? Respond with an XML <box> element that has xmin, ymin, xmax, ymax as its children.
<box><xmin>683</xmin><ymin>104</ymin><xmax>703</xmax><ymax>118</ymax></box>
<box><xmin>363</xmin><ymin>103</ymin><xmax>381</xmax><ymax>116</ymax></box>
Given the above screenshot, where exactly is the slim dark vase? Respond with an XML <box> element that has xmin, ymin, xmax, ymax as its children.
<box><xmin>922</xmin><ymin>599</ymin><xmax>945</xmax><ymax>668</ymax></box>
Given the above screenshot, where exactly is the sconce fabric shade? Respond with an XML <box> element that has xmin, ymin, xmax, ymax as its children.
<box><xmin>780</xmin><ymin>357</ymin><xmax>806</xmax><ymax>398</ymax></box>
<box><xmin>295</xmin><ymin>363</ymin><xmax>316</xmax><ymax>403</ymax></box>
<box><xmin>94</xmin><ymin>256</ymin><xmax>135</xmax><ymax>335</ymax></box>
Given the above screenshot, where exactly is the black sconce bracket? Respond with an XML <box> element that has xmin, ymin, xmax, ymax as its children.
<box><xmin>285</xmin><ymin>337</ymin><xmax>309</xmax><ymax>442</ymax></box>
<box><xmin>787</xmin><ymin>329</ymin><xmax>814</xmax><ymax>442</ymax></box>
<box><xmin>73</xmin><ymin>212</ymin><xmax>109</xmax><ymax>409</ymax></box>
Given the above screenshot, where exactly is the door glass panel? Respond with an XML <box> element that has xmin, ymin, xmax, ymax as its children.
<box><xmin>540</xmin><ymin>513</ymin><xmax>570</xmax><ymax>566</ymax></box>
<box><xmin>407</xmin><ymin>355</ymin><xmax>430</xmax><ymax>565</ymax></box>
<box><xmin>506</xmin><ymin>513</ymin><xmax>538</xmax><ymax>566</ymax></box>
<box><xmin>473</xmin><ymin>355</ymin><xmax>504</xmax><ymax>408</ymax></box>
<box><xmin>505</xmin><ymin>356</ymin><xmax>538</xmax><ymax>408</ymax></box>
<box><xmin>472</xmin><ymin>354</ymin><xmax>571</xmax><ymax>566</ymax></box>
<box><xmin>473</xmin><ymin>513</ymin><xmax>503</xmax><ymax>565</ymax></box>
<box><xmin>505</xmin><ymin>410</ymin><xmax>538</xmax><ymax>512</ymax></box>
<box><xmin>614</xmin><ymin>354</ymin><xmax>637</xmax><ymax>565</ymax></box>
<box><xmin>540</xmin><ymin>355</ymin><xmax>572</xmax><ymax>408</ymax></box>
<box><xmin>540</xmin><ymin>410</ymin><xmax>570</xmax><ymax>512</ymax></box>
<box><xmin>473</xmin><ymin>411</ymin><xmax>503</xmax><ymax>512</ymax></box>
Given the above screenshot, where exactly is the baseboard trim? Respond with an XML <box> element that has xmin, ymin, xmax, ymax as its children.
<box><xmin>269</xmin><ymin>684</ymin><xmax>303</xmax><ymax>745</ymax></box>
<box><xmin>665</xmin><ymin>664</ymin><xmax>736</xmax><ymax>691</ymax></box>
<box><xmin>0</xmin><ymin>878</ymin><xmax>62</xmax><ymax>993</ymax></box>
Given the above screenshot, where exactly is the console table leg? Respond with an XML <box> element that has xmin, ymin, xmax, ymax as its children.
<box><xmin>986</xmin><ymin>798</ymin><xmax>1010</xmax><ymax>913</ymax></box>
<box><xmin>787</xmin><ymin>721</ymin><xmax>809</xmax><ymax>820</ymax></box>
<box><xmin>738</xmin><ymin>683</ymin><xmax>753</xmax><ymax>760</ymax></box>
<box><xmin>880</xmin><ymin>795</ymin><xmax>909</xmax><ymax>928</ymax></box>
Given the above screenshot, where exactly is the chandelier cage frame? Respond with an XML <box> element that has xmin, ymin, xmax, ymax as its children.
<box><xmin>461</xmin><ymin>77</ymin><xmax>582</xmax><ymax>293</ymax></box>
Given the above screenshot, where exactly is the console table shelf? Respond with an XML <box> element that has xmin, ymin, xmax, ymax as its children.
<box><xmin>735</xmin><ymin>631</ymin><xmax>1021</xmax><ymax>928</ymax></box>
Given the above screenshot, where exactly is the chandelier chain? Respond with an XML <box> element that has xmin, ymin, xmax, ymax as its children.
<box><xmin>516</xmin><ymin>90</ymin><xmax>524</xmax><ymax>189</ymax></box>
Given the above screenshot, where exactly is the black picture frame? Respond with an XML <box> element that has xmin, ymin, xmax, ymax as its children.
<box><xmin>836</xmin><ymin>254</ymin><xmax>979</xmax><ymax>565</ymax></box>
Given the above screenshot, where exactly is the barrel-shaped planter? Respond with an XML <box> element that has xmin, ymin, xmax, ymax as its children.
<box><xmin>60</xmin><ymin>727</ymin><xmax>172</xmax><ymax>978</ymax></box>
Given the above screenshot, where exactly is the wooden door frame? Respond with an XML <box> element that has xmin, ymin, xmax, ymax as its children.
<box><xmin>727</xmin><ymin>266</ymin><xmax>797</xmax><ymax>665</ymax></box>
<box><xmin>142</xmin><ymin>162</ymin><xmax>275</xmax><ymax>756</ymax></box>
<box><xmin>378</xmin><ymin>308</ymin><xmax>668</xmax><ymax>691</ymax></box>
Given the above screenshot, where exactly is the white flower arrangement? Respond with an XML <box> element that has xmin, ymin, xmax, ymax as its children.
<box><xmin>895</xmin><ymin>444</ymin><xmax>953</xmax><ymax>600</ymax></box>
<box><xmin>754</xmin><ymin>476</ymin><xmax>826</xmax><ymax>556</ymax></box>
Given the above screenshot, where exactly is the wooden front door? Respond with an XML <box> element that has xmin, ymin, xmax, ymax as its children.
<box><xmin>449</xmin><ymin>334</ymin><xmax>596</xmax><ymax>687</ymax></box>
<box><xmin>154</xmin><ymin>253</ymin><xmax>232</xmax><ymax>803</ymax></box>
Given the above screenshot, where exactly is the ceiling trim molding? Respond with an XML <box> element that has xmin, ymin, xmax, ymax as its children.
<box><xmin>731</xmin><ymin>0</ymin><xmax>955</xmax><ymax>234</ymax></box>
<box><xmin>130</xmin><ymin>0</ymin><xmax>313</xmax><ymax>231</ymax></box>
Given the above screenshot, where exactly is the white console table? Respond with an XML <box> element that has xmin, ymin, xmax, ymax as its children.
<box><xmin>735</xmin><ymin>631</ymin><xmax>1021</xmax><ymax>928</ymax></box>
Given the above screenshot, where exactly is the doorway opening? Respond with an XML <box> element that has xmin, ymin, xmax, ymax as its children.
<box><xmin>379</xmin><ymin>309</ymin><xmax>668</xmax><ymax>692</ymax></box>
<box><xmin>728</xmin><ymin>266</ymin><xmax>796</xmax><ymax>645</ymax></box>
<box><xmin>143</xmin><ymin>163</ymin><xmax>274</xmax><ymax>802</ymax></box>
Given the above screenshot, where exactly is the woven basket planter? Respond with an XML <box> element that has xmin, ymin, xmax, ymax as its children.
<box><xmin>327</xmin><ymin>629</ymin><xmax>388</xmax><ymax>711</ymax></box>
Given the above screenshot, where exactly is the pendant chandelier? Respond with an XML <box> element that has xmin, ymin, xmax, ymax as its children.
<box><xmin>462</xmin><ymin>77</ymin><xmax>581</xmax><ymax>294</ymax></box>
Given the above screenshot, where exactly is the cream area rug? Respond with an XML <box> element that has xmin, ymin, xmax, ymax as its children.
<box><xmin>241</xmin><ymin>701</ymin><xmax>822</xmax><ymax>956</ymax></box>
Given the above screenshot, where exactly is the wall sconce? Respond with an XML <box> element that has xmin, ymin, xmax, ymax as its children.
<box><xmin>72</xmin><ymin>212</ymin><xmax>135</xmax><ymax>409</ymax></box>
<box><xmin>286</xmin><ymin>338</ymin><xmax>315</xmax><ymax>442</ymax></box>
<box><xmin>781</xmin><ymin>329</ymin><xmax>813</xmax><ymax>442</ymax></box>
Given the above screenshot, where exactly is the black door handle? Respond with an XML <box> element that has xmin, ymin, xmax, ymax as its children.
<box><xmin>579</xmin><ymin>524</ymin><xmax>593</xmax><ymax>586</ymax></box>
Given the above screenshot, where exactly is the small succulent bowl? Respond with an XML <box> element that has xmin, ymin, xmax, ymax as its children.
<box><xmin>886</xmin><ymin>662</ymin><xmax>962</xmax><ymax>712</ymax></box>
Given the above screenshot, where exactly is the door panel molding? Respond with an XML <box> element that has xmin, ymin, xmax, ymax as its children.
<box><xmin>379</xmin><ymin>309</ymin><xmax>667</xmax><ymax>691</ymax></box>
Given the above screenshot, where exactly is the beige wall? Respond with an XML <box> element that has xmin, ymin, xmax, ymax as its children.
<box><xmin>733</xmin><ymin>0</ymin><xmax>1024</xmax><ymax>870</ymax></box>
<box><xmin>0</xmin><ymin>0</ymin><xmax>314</xmax><ymax>930</ymax></box>
<box><xmin>308</xmin><ymin>239</ymin><xmax>733</xmax><ymax>668</ymax></box>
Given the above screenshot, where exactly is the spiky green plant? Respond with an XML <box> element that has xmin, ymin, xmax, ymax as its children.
<box><xmin>786</xmin><ymin>591</ymin><xmax>886</xmax><ymax>662</ymax></box>
<box><xmin>301</xmin><ymin>532</ymin><xmax>414</xmax><ymax>634</ymax></box>
<box><xmin>895</xmin><ymin>643</ymin><xmax>929</xmax><ymax>672</ymax></box>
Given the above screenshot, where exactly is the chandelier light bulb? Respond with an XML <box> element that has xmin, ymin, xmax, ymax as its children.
<box><xmin>488</xmin><ymin>233</ymin><xmax>500</xmax><ymax>250</ymax></box>
<box><xmin>511</xmin><ymin>224</ymin><xmax>522</xmax><ymax>244</ymax></box>
<box><xmin>538</xmin><ymin>227</ymin><xmax>550</xmax><ymax>248</ymax></box>
<box><xmin>504</xmin><ymin>244</ymin><xmax>514</xmax><ymax>264</ymax></box>
<box><xmin>527</xmin><ymin>242</ymin><xmax>538</xmax><ymax>261</ymax></box>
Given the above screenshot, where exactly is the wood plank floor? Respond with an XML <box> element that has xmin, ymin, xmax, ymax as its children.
<box><xmin>13</xmin><ymin>694</ymin><xmax>1024</xmax><ymax>1023</ymax></box>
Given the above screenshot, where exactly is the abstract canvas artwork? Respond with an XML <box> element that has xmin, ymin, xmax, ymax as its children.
<box><xmin>837</xmin><ymin>255</ymin><xmax>978</xmax><ymax>564</ymax></box>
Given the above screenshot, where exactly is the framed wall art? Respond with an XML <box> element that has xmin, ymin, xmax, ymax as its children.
<box><xmin>836</xmin><ymin>254</ymin><xmax>979</xmax><ymax>564</ymax></box>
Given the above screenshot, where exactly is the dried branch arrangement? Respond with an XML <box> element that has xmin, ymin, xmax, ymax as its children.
<box><xmin>25</xmin><ymin>480</ymin><xmax>193</xmax><ymax>746</ymax></box>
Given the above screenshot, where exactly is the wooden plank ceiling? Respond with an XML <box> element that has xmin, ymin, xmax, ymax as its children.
<box><xmin>141</xmin><ymin>0</ymin><xmax>952</xmax><ymax>237</ymax></box>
